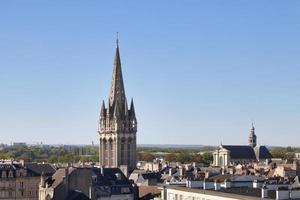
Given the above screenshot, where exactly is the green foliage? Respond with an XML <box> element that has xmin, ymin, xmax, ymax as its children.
<box><xmin>138</xmin><ymin>152</ymin><xmax>155</xmax><ymax>162</ymax></box>
<box><xmin>164</xmin><ymin>153</ymin><xmax>177</xmax><ymax>162</ymax></box>
<box><xmin>270</xmin><ymin>147</ymin><xmax>298</xmax><ymax>160</ymax></box>
<box><xmin>137</xmin><ymin>150</ymin><xmax>213</xmax><ymax>164</ymax></box>
<box><xmin>201</xmin><ymin>152</ymin><xmax>213</xmax><ymax>164</ymax></box>
<box><xmin>137</xmin><ymin>146</ymin><xmax>217</xmax><ymax>154</ymax></box>
<box><xmin>0</xmin><ymin>145</ymin><xmax>99</xmax><ymax>164</ymax></box>
<box><xmin>0</xmin><ymin>145</ymin><xmax>216</xmax><ymax>164</ymax></box>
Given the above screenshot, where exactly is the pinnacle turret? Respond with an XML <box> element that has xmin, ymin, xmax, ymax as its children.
<box><xmin>130</xmin><ymin>98</ymin><xmax>136</xmax><ymax>118</ymax></box>
<box><xmin>100</xmin><ymin>100</ymin><xmax>106</xmax><ymax>117</ymax></box>
<box><xmin>124</xmin><ymin>98</ymin><xmax>128</xmax><ymax>116</ymax></box>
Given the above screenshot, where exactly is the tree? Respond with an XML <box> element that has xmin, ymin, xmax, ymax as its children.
<box><xmin>138</xmin><ymin>152</ymin><xmax>155</xmax><ymax>162</ymax></box>
<box><xmin>192</xmin><ymin>154</ymin><xmax>203</xmax><ymax>163</ymax></box>
<box><xmin>176</xmin><ymin>152</ymin><xmax>192</xmax><ymax>163</ymax></box>
<box><xmin>202</xmin><ymin>152</ymin><xmax>213</xmax><ymax>164</ymax></box>
<box><xmin>165</xmin><ymin>153</ymin><xmax>177</xmax><ymax>162</ymax></box>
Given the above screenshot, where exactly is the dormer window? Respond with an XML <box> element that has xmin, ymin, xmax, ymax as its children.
<box><xmin>115</xmin><ymin>173</ymin><xmax>122</xmax><ymax>180</ymax></box>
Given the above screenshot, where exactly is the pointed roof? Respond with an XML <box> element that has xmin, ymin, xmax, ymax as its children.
<box><xmin>249</xmin><ymin>122</ymin><xmax>256</xmax><ymax>136</ymax></box>
<box><xmin>124</xmin><ymin>98</ymin><xmax>128</xmax><ymax>116</ymax></box>
<box><xmin>130</xmin><ymin>98</ymin><xmax>136</xmax><ymax>117</ymax></box>
<box><xmin>254</xmin><ymin>145</ymin><xmax>273</xmax><ymax>160</ymax></box>
<box><xmin>251</xmin><ymin>122</ymin><xmax>255</xmax><ymax>131</ymax></box>
<box><xmin>109</xmin><ymin>37</ymin><xmax>126</xmax><ymax>109</ymax></box>
<box><xmin>100</xmin><ymin>100</ymin><xmax>106</xmax><ymax>117</ymax></box>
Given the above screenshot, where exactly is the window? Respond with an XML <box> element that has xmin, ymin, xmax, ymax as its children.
<box><xmin>2</xmin><ymin>171</ymin><xmax>7</xmax><ymax>178</ymax></box>
<box><xmin>8</xmin><ymin>171</ymin><xmax>13</xmax><ymax>178</ymax></box>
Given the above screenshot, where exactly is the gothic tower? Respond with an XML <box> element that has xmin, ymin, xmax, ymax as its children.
<box><xmin>248</xmin><ymin>123</ymin><xmax>257</xmax><ymax>147</ymax></box>
<box><xmin>98</xmin><ymin>38</ymin><xmax>137</xmax><ymax>171</ymax></box>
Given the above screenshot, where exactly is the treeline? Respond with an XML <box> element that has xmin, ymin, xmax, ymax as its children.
<box><xmin>3</xmin><ymin>145</ymin><xmax>297</xmax><ymax>164</ymax></box>
<box><xmin>138</xmin><ymin>146</ymin><xmax>217</xmax><ymax>154</ymax></box>
<box><xmin>138</xmin><ymin>152</ymin><xmax>213</xmax><ymax>164</ymax></box>
<box><xmin>0</xmin><ymin>145</ymin><xmax>99</xmax><ymax>163</ymax></box>
<box><xmin>0</xmin><ymin>145</ymin><xmax>215</xmax><ymax>164</ymax></box>
<box><xmin>270</xmin><ymin>146</ymin><xmax>300</xmax><ymax>160</ymax></box>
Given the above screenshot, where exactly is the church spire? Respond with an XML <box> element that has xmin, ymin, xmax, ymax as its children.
<box><xmin>109</xmin><ymin>34</ymin><xmax>126</xmax><ymax>110</ymax></box>
<box><xmin>248</xmin><ymin>122</ymin><xmax>257</xmax><ymax>147</ymax></box>
<box><xmin>98</xmin><ymin>36</ymin><xmax>137</xmax><ymax>171</ymax></box>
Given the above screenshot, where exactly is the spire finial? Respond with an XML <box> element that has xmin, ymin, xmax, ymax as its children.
<box><xmin>116</xmin><ymin>32</ymin><xmax>119</xmax><ymax>47</ymax></box>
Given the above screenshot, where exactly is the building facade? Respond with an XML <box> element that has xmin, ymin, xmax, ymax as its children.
<box><xmin>213</xmin><ymin>124</ymin><xmax>272</xmax><ymax>167</ymax></box>
<box><xmin>0</xmin><ymin>160</ymin><xmax>55</xmax><ymax>200</ymax></box>
<box><xmin>98</xmin><ymin>39</ymin><xmax>137</xmax><ymax>171</ymax></box>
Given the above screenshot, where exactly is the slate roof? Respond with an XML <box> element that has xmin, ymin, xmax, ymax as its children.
<box><xmin>254</xmin><ymin>146</ymin><xmax>273</xmax><ymax>160</ymax></box>
<box><xmin>91</xmin><ymin>168</ymin><xmax>135</xmax><ymax>196</ymax></box>
<box><xmin>43</xmin><ymin>167</ymin><xmax>135</xmax><ymax>198</ymax></box>
<box><xmin>66</xmin><ymin>190</ymin><xmax>90</xmax><ymax>200</ymax></box>
<box><xmin>221</xmin><ymin>145</ymin><xmax>272</xmax><ymax>161</ymax></box>
<box><xmin>0</xmin><ymin>162</ymin><xmax>56</xmax><ymax>178</ymax></box>
<box><xmin>222</xmin><ymin>145</ymin><xmax>257</xmax><ymax>159</ymax></box>
<box><xmin>141</xmin><ymin>172</ymin><xmax>161</xmax><ymax>180</ymax></box>
<box><xmin>49</xmin><ymin>167</ymin><xmax>76</xmax><ymax>188</ymax></box>
<box><xmin>25</xmin><ymin>163</ymin><xmax>56</xmax><ymax>176</ymax></box>
<box><xmin>93</xmin><ymin>168</ymin><xmax>131</xmax><ymax>186</ymax></box>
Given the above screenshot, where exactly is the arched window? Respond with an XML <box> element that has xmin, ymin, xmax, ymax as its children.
<box><xmin>8</xmin><ymin>171</ymin><xmax>13</xmax><ymax>178</ymax></box>
<box><xmin>121</xmin><ymin>138</ymin><xmax>126</xmax><ymax>164</ymax></box>
<box><xmin>2</xmin><ymin>171</ymin><xmax>7</xmax><ymax>178</ymax></box>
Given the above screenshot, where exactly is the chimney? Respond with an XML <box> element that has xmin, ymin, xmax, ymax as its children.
<box><xmin>101</xmin><ymin>166</ymin><xmax>104</xmax><ymax>175</ymax></box>
<box><xmin>214</xmin><ymin>181</ymin><xmax>220</xmax><ymax>190</ymax></box>
<box><xmin>40</xmin><ymin>172</ymin><xmax>46</xmax><ymax>188</ymax></box>
<box><xmin>276</xmin><ymin>187</ymin><xmax>290</xmax><ymax>200</ymax></box>
<box><xmin>64</xmin><ymin>167</ymin><xmax>69</xmax><ymax>197</ymax></box>
<box><xmin>179</xmin><ymin>168</ymin><xmax>183</xmax><ymax>177</ymax></box>
<box><xmin>20</xmin><ymin>160</ymin><xmax>25</xmax><ymax>167</ymax></box>
<box><xmin>261</xmin><ymin>185</ymin><xmax>268</xmax><ymax>198</ymax></box>
<box><xmin>169</xmin><ymin>168</ymin><xmax>173</xmax><ymax>176</ymax></box>
<box><xmin>223</xmin><ymin>179</ymin><xmax>231</xmax><ymax>189</ymax></box>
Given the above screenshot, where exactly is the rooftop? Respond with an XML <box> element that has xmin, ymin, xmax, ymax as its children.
<box><xmin>162</xmin><ymin>185</ymin><xmax>273</xmax><ymax>200</ymax></box>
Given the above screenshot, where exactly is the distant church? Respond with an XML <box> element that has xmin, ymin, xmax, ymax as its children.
<box><xmin>98</xmin><ymin>38</ymin><xmax>137</xmax><ymax>171</ymax></box>
<box><xmin>213</xmin><ymin>124</ymin><xmax>272</xmax><ymax>167</ymax></box>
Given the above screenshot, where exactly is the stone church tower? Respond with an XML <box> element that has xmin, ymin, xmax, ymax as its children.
<box><xmin>248</xmin><ymin>123</ymin><xmax>257</xmax><ymax>147</ymax></box>
<box><xmin>98</xmin><ymin>39</ymin><xmax>137</xmax><ymax>171</ymax></box>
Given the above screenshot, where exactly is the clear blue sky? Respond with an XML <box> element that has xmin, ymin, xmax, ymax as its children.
<box><xmin>0</xmin><ymin>1</ymin><xmax>300</xmax><ymax>146</ymax></box>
